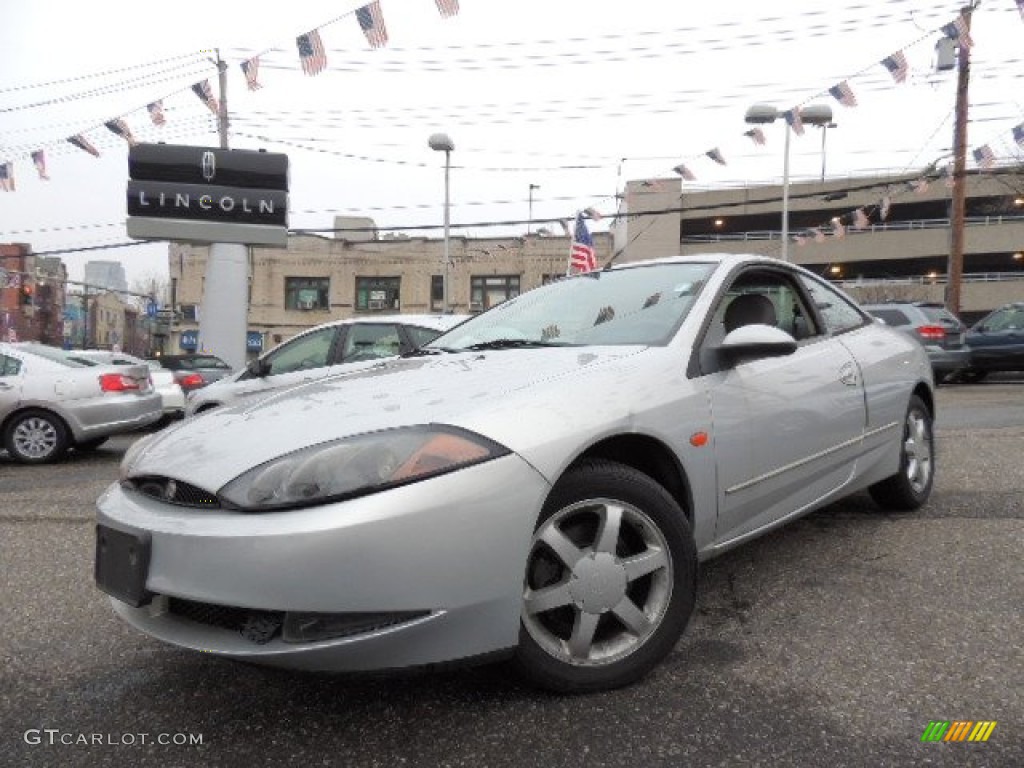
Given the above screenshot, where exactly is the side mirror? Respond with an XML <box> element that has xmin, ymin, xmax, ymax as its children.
<box><xmin>246</xmin><ymin>358</ymin><xmax>271</xmax><ymax>377</ymax></box>
<box><xmin>718</xmin><ymin>324</ymin><xmax>798</xmax><ymax>364</ymax></box>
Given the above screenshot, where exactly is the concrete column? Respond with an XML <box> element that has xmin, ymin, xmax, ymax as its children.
<box><xmin>198</xmin><ymin>242</ymin><xmax>249</xmax><ymax>370</ymax></box>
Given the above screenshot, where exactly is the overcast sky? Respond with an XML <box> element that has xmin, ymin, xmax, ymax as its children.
<box><xmin>1</xmin><ymin>0</ymin><xmax>1022</xmax><ymax>287</ymax></box>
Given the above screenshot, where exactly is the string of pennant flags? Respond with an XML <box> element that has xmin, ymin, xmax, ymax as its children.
<box><xmin>0</xmin><ymin>0</ymin><xmax>458</xmax><ymax>190</ymax></box>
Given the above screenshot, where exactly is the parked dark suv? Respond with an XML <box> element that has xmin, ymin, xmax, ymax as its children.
<box><xmin>958</xmin><ymin>302</ymin><xmax>1024</xmax><ymax>382</ymax></box>
<box><xmin>861</xmin><ymin>301</ymin><xmax>970</xmax><ymax>382</ymax></box>
<box><xmin>149</xmin><ymin>354</ymin><xmax>234</xmax><ymax>393</ymax></box>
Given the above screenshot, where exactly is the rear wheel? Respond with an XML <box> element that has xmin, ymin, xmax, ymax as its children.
<box><xmin>869</xmin><ymin>394</ymin><xmax>934</xmax><ymax>510</ymax></box>
<box><xmin>4</xmin><ymin>410</ymin><xmax>70</xmax><ymax>464</ymax></box>
<box><xmin>513</xmin><ymin>459</ymin><xmax>696</xmax><ymax>693</ymax></box>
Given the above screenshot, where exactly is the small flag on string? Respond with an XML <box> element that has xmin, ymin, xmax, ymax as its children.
<box><xmin>0</xmin><ymin>162</ymin><xmax>14</xmax><ymax>192</ymax></box>
<box><xmin>972</xmin><ymin>145</ymin><xmax>996</xmax><ymax>169</ymax></box>
<box><xmin>241</xmin><ymin>57</ymin><xmax>263</xmax><ymax>90</ymax></box>
<box><xmin>743</xmin><ymin>127</ymin><xmax>766</xmax><ymax>146</ymax></box>
<box><xmin>832</xmin><ymin>219</ymin><xmax>846</xmax><ymax>239</ymax></box>
<box><xmin>879</xmin><ymin>196</ymin><xmax>892</xmax><ymax>220</ymax></box>
<box><xmin>297</xmin><ymin>30</ymin><xmax>327</xmax><ymax>75</ymax></box>
<box><xmin>30</xmin><ymin>150</ymin><xmax>49</xmax><ymax>180</ymax></box>
<box><xmin>1012</xmin><ymin>122</ymin><xmax>1024</xmax><ymax>147</ymax></box>
<box><xmin>672</xmin><ymin>163</ymin><xmax>696</xmax><ymax>181</ymax></box>
<box><xmin>191</xmin><ymin>80</ymin><xmax>220</xmax><ymax>115</ymax></box>
<box><xmin>783</xmin><ymin>108</ymin><xmax>804</xmax><ymax>136</ymax></box>
<box><xmin>147</xmin><ymin>100</ymin><xmax>166</xmax><ymax>126</ymax></box>
<box><xmin>853</xmin><ymin>208</ymin><xmax>870</xmax><ymax>229</ymax></box>
<box><xmin>67</xmin><ymin>134</ymin><xmax>100</xmax><ymax>157</ymax></box>
<box><xmin>794</xmin><ymin>234</ymin><xmax>808</xmax><ymax>247</ymax></box>
<box><xmin>104</xmin><ymin>118</ymin><xmax>137</xmax><ymax>146</ymax></box>
<box><xmin>828</xmin><ymin>81</ymin><xmax>858</xmax><ymax>108</ymax></box>
<box><xmin>705</xmin><ymin>147</ymin><xmax>726</xmax><ymax>166</ymax></box>
<box><xmin>356</xmin><ymin>1</ymin><xmax>389</xmax><ymax>48</ymax></box>
<box><xmin>570</xmin><ymin>212</ymin><xmax>597</xmax><ymax>273</ymax></box>
<box><xmin>881</xmin><ymin>51</ymin><xmax>909</xmax><ymax>83</ymax></box>
<box><xmin>435</xmin><ymin>0</ymin><xmax>459</xmax><ymax>17</ymax></box>
<box><xmin>941</xmin><ymin>166</ymin><xmax>956</xmax><ymax>188</ymax></box>
<box><xmin>942</xmin><ymin>14</ymin><xmax>973</xmax><ymax>51</ymax></box>
<box><xmin>583</xmin><ymin>207</ymin><xmax>603</xmax><ymax>221</ymax></box>
<box><xmin>909</xmin><ymin>178</ymin><xmax>929</xmax><ymax>194</ymax></box>
<box><xmin>812</xmin><ymin>227</ymin><xmax>826</xmax><ymax>243</ymax></box>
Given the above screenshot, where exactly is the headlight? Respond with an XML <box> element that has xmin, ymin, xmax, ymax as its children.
<box><xmin>218</xmin><ymin>425</ymin><xmax>509</xmax><ymax>512</ymax></box>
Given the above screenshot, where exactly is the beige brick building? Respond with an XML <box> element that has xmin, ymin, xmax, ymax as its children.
<box><xmin>167</xmin><ymin>230</ymin><xmax>612</xmax><ymax>354</ymax></box>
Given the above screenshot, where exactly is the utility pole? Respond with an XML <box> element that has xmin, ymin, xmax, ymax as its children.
<box><xmin>216</xmin><ymin>49</ymin><xmax>229</xmax><ymax>150</ymax></box>
<box><xmin>946</xmin><ymin>3</ymin><xmax>978</xmax><ymax>318</ymax></box>
<box><xmin>527</xmin><ymin>183</ymin><xmax>540</xmax><ymax>234</ymax></box>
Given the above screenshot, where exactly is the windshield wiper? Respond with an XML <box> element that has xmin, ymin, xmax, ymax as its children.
<box><xmin>462</xmin><ymin>339</ymin><xmax>567</xmax><ymax>351</ymax></box>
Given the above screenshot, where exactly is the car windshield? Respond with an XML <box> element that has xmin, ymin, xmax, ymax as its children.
<box><xmin>17</xmin><ymin>344</ymin><xmax>90</xmax><ymax>368</ymax></box>
<box><xmin>428</xmin><ymin>262</ymin><xmax>713</xmax><ymax>351</ymax></box>
<box><xmin>977</xmin><ymin>305</ymin><xmax>1024</xmax><ymax>332</ymax></box>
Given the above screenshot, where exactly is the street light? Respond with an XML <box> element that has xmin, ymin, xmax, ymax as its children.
<box><xmin>527</xmin><ymin>183</ymin><xmax>540</xmax><ymax>234</ymax></box>
<box><xmin>817</xmin><ymin>121</ymin><xmax>838</xmax><ymax>182</ymax></box>
<box><xmin>428</xmin><ymin>132</ymin><xmax>455</xmax><ymax>312</ymax></box>
<box><xmin>745</xmin><ymin>103</ymin><xmax>833</xmax><ymax>261</ymax></box>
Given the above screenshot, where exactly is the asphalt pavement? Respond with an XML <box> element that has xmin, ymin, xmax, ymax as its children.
<box><xmin>0</xmin><ymin>379</ymin><xmax>1021</xmax><ymax>768</ymax></box>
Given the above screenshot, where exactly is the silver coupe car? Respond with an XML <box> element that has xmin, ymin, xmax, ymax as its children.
<box><xmin>96</xmin><ymin>254</ymin><xmax>935</xmax><ymax>692</ymax></box>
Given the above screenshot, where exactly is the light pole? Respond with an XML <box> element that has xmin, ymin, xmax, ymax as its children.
<box><xmin>527</xmin><ymin>183</ymin><xmax>540</xmax><ymax>234</ymax></box>
<box><xmin>428</xmin><ymin>132</ymin><xmax>455</xmax><ymax>313</ymax></box>
<box><xmin>745</xmin><ymin>103</ymin><xmax>833</xmax><ymax>261</ymax></box>
<box><xmin>818</xmin><ymin>121</ymin><xmax>838</xmax><ymax>182</ymax></box>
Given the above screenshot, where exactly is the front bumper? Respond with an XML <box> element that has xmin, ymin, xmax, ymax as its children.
<box><xmin>96</xmin><ymin>454</ymin><xmax>550</xmax><ymax>671</ymax></box>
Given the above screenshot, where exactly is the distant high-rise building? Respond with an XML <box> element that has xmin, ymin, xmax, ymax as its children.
<box><xmin>84</xmin><ymin>260</ymin><xmax>128</xmax><ymax>293</ymax></box>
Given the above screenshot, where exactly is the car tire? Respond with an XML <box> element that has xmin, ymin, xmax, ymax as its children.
<box><xmin>75</xmin><ymin>437</ymin><xmax>109</xmax><ymax>451</ymax></box>
<box><xmin>868</xmin><ymin>394</ymin><xmax>934</xmax><ymax>511</ymax></box>
<box><xmin>3</xmin><ymin>410</ymin><xmax>70</xmax><ymax>464</ymax></box>
<box><xmin>513</xmin><ymin>459</ymin><xmax>697</xmax><ymax>693</ymax></box>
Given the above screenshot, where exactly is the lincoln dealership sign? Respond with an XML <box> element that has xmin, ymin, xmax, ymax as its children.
<box><xmin>126</xmin><ymin>144</ymin><xmax>289</xmax><ymax>246</ymax></box>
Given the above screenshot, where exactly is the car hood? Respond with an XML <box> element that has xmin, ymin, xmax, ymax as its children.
<box><xmin>125</xmin><ymin>346</ymin><xmax>648</xmax><ymax>489</ymax></box>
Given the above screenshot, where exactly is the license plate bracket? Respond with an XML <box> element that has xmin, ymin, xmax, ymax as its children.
<box><xmin>95</xmin><ymin>524</ymin><xmax>152</xmax><ymax>607</ymax></box>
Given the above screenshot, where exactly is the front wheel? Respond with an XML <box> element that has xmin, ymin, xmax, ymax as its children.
<box><xmin>513</xmin><ymin>459</ymin><xmax>697</xmax><ymax>693</ymax></box>
<box><xmin>3</xmin><ymin>410</ymin><xmax>70</xmax><ymax>464</ymax></box>
<box><xmin>869</xmin><ymin>394</ymin><xmax>934</xmax><ymax>510</ymax></box>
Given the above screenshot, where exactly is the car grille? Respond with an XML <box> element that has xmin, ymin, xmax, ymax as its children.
<box><xmin>168</xmin><ymin>598</ymin><xmax>283</xmax><ymax>644</ymax></box>
<box><xmin>124</xmin><ymin>476</ymin><xmax>221</xmax><ymax>508</ymax></box>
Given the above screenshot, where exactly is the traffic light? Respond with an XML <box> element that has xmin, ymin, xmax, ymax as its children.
<box><xmin>20</xmin><ymin>284</ymin><xmax>33</xmax><ymax>306</ymax></box>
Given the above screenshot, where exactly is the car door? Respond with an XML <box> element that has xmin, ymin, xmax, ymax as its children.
<box><xmin>235</xmin><ymin>325</ymin><xmax>343</xmax><ymax>399</ymax></box>
<box><xmin>0</xmin><ymin>352</ymin><xmax>25</xmax><ymax>421</ymax></box>
<box><xmin>969</xmin><ymin>305</ymin><xmax>1024</xmax><ymax>370</ymax></box>
<box><xmin>697</xmin><ymin>267</ymin><xmax>867</xmax><ymax>548</ymax></box>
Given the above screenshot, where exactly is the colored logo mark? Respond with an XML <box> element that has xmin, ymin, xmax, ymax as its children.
<box><xmin>921</xmin><ymin>721</ymin><xmax>997</xmax><ymax>742</ymax></box>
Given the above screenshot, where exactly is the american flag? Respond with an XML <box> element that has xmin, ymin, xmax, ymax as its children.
<box><xmin>191</xmin><ymin>80</ymin><xmax>220</xmax><ymax>115</ymax></box>
<box><xmin>356</xmin><ymin>2</ymin><xmax>388</xmax><ymax>48</ymax></box>
<box><xmin>241</xmin><ymin>57</ymin><xmax>263</xmax><ymax>90</ymax></box>
<box><xmin>31</xmin><ymin>150</ymin><xmax>49</xmax><ymax>180</ymax></box>
<box><xmin>1012</xmin><ymin>122</ymin><xmax>1024</xmax><ymax>147</ymax></box>
<box><xmin>812</xmin><ymin>227</ymin><xmax>826</xmax><ymax>244</ymax></box>
<box><xmin>435</xmin><ymin>0</ymin><xmax>459</xmax><ymax>17</ymax></box>
<box><xmin>570</xmin><ymin>212</ymin><xmax>597</xmax><ymax>273</ymax></box>
<box><xmin>147</xmin><ymin>101</ymin><xmax>166</xmax><ymax>126</ymax></box>
<box><xmin>783</xmin><ymin>108</ymin><xmax>804</xmax><ymax>136</ymax></box>
<box><xmin>705</xmin><ymin>147</ymin><xmax>726</xmax><ymax>166</ymax></box>
<box><xmin>881</xmin><ymin>51</ymin><xmax>909</xmax><ymax>83</ymax></box>
<box><xmin>879</xmin><ymin>196</ymin><xmax>892</xmax><ymax>220</ymax></box>
<box><xmin>0</xmin><ymin>162</ymin><xmax>14</xmax><ymax>192</ymax></box>
<box><xmin>973</xmin><ymin>145</ymin><xmax>996</xmax><ymax>169</ymax></box>
<box><xmin>672</xmin><ymin>163</ymin><xmax>695</xmax><ymax>181</ymax></box>
<box><xmin>942</xmin><ymin>15</ymin><xmax>973</xmax><ymax>51</ymax></box>
<box><xmin>832</xmin><ymin>219</ymin><xmax>846</xmax><ymax>239</ymax></box>
<box><xmin>743</xmin><ymin>127</ymin><xmax>766</xmax><ymax>146</ymax></box>
<box><xmin>828</xmin><ymin>81</ymin><xmax>858</xmax><ymax>108</ymax></box>
<box><xmin>67</xmin><ymin>134</ymin><xmax>100</xmax><ymax>157</ymax></box>
<box><xmin>104</xmin><ymin>118</ymin><xmax>137</xmax><ymax>146</ymax></box>
<box><xmin>853</xmin><ymin>208</ymin><xmax>870</xmax><ymax>229</ymax></box>
<box><xmin>297</xmin><ymin>30</ymin><xmax>327</xmax><ymax>75</ymax></box>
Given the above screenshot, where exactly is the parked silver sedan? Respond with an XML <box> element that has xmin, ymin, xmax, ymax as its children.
<box><xmin>96</xmin><ymin>254</ymin><xmax>935</xmax><ymax>692</ymax></box>
<box><xmin>65</xmin><ymin>350</ymin><xmax>185</xmax><ymax>422</ymax></box>
<box><xmin>1</xmin><ymin>343</ymin><xmax>162</xmax><ymax>463</ymax></box>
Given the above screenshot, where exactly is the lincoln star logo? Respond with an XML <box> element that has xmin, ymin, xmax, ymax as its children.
<box><xmin>201</xmin><ymin>151</ymin><xmax>216</xmax><ymax>182</ymax></box>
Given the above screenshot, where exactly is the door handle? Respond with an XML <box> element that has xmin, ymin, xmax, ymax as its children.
<box><xmin>838</xmin><ymin>362</ymin><xmax>858</xmax><ymax>387</ymax></box>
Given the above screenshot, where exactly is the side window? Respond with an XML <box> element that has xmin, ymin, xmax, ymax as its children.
<box><xmin>265</xmin><ymin>327</ymin><xmax>338</xmax><ymax>375</ymax></box>
<box><xmin>798</xmin><ymin>275</ymin><xmax>868</xmax><ymax>335</ymax></box>
<box><xmin>405</xmin><ymin>324</ymin><xmax>445</xmax><ymax>349</ymax></box>
<box><xmin>340</xmin><ymin>324</ymin><xmax>402</xmax><ymax>363</ymax></box>
<box><xmin>0</xmin><ymin>354</ymin><xmax>22</xmax><ymax>377</ymax></box>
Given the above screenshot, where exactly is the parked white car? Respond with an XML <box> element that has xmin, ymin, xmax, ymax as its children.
<box><xmin>96</xmin><ymin>255</ymin><xmax>934</xmax><ymax>692</ymax></box>
<box><xmin>1</xmin><ymin>343</ymin><xmax>162</xmax><ymax>463</ymax></box>
<box><xmin>65</xmin><ymin>350</ymin><xmax>185</xmax><ymax>423</ymax></box>
<box><xmin>184</xmin><ymin>314</ymin><xmax>468</xmax><ymax>417</ymax></box>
